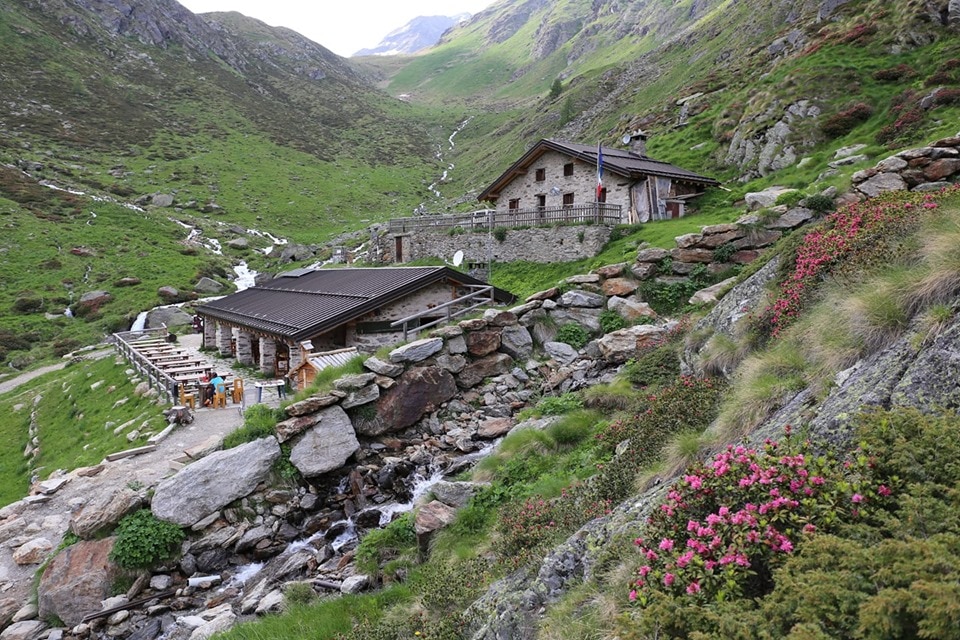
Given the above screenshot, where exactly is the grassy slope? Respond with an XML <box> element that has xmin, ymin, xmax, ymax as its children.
<box><xmin>0</xmin><ymin>353</ymin><xmax>167</xmax><ymax>506</ymax></box>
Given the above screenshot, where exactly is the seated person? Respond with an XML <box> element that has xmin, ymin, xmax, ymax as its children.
<box><xmin>204</xmin><ymin>372</ymin><xmax>226</xmax><ymax>406</ymax></box>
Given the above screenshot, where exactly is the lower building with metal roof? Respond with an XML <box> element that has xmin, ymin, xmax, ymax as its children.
<box><xmin>195</xmin><ymin>266</ymin><xmax>515</xmax><ymax>377</ymax></box>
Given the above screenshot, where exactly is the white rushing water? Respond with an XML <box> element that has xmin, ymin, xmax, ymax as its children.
<box><xmin>130</xmin><ymin>311</ymin><xmax>148</xmax><ymax>332</ymax></box>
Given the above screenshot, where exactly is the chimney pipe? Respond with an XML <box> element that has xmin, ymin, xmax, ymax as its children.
<box><xmin>629</xmin><ymin>130</ymin><xmax>648</xmax><ymax>157</ymax></box>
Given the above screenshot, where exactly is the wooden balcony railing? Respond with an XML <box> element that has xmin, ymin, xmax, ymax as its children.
<box><xmin>387</xmin><ymin>203</ymin><xmax>623</xmax><ymax>234</ymax></box>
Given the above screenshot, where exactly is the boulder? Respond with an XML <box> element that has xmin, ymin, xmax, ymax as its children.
<box><xmin>0</xmin><ymin>599</ymin><xmax>19</xmax><ymax>629</ymax></box>
<box><xmin>333</xmin><ymin>373</ymin><xmax>377</xmax><ymax>391</ymax></box>
<box><xmin>477</xmin><ymin>417</ymin><xmax>512</xmax><ymax>439</ymax></box>
<box><xmin>544</xmin><ymin>341</ymin><xmax>579</xmax><ymax>365</ymax></box>
<box><xmin>483</xmin><ymin>310</ymin><xmax>518</xmax><ymax>327</ymax></box>
<box><xmin>289</xmin><ymin>406</ymin><xmax>359</xmax><ymax>477</ymax></box>
<box><xmin>340</xmin><ymin>384</ymin><xmax>380</xmax><ymax>409</ymax></box>
<box><xmin>226</xmin><ymin>238</ymin><xmax>249</xmax><ymax>249</ymax></box>
<box><xmin>593</xmin><ymin>263</ymin><xmax>626</xmax><ymax>278</ymax></box>
<box><xmin>689</xmin><ymin>277</ymin><xmax>739</xmax><ymax>305</ymax></box>
<box><xmin>744</xmin><ymin>186</ymin><xmax>796</xmax><ymax>210</ymax></box>
<box><xmin>558</xmin><ymin>290</ymin><xmax>605</xmax><ymax>308</ymax></box>
<box><xmin>499</xmin><ymin>325</ymin><xmax>533</xmax><ymax>360</ymax></box>
<box><xmin>389</xmin><ymin>338</ymin><xmax>443</xmax><ymax>364</ymax></box>
<box><xmin>194</xmin><ymin>277</ymin><xmax>224</xmax><ymax>294</ymax></box>
<box><xmin>151</xmin><ymin>437</ymin><xmax>280</xmax><ymax>526</ymax></box>
<box><xmin>157</xmin><ymin>286</ymin><xmax>179</xmax><ymax>300</ymax></box>
<box><xmin>145</xmin><ymin>306</ymin><xmax>192</xmax><ymax>329</ymax></box>
<box><xmin>340</xmin><ymin>575</ymin><xmax>369</xmax><ymax>595</ymax></box>
<box><xmin>670</xmin><ymin>248</ymin><xmax>714</xmax><ymax>263</ymax></box>
<box><xmin>550</xmin><ymin>307</ymin><xmax>602</xmax><ymax>333</ymax></box>
<box><xmin>70</xmin><ymin>486</ymin><xmax>144</xmax><ymax>539</ymax></box>
<box><xmin>0</xmin><ymin>621</ymin><xmax>45</xmax><ymax>640</ymax></box>
<box><xmin>274</xmin><ymin>414</ymin><xmax>322</xmax><ymax>443</ymax></box>
<box><xmin>431</xmin><ymin>481</ymin><xmax>487</xmax><ymax>508</ymax></box>
<box><xmin>855</xmin><ymin>172</ymin><xmax>908</xmax><ymax>198</ymax></box>
<box><xmin>465</xmin><ymin>330</ymin><xmax>501</xmax><ymax>357</ymax></box>
<box><xmin>12</xmin><ymin>538</ymin><xmax>52</xmax><ymax>565</ymax></box>
<box><xmin>765</xmin><ymin>207</ymin><xmax>814</xmax><ymax>230</ymax></box>
<box><xmin>607</xmin><ymin>296</ymin><xmax>657</xmax><ymax>321</ymax></box>
<box><xmin>923</xmin><ymin>158</ymin><xmax>960</xmax><ymax>181</ymax></box>
<box><xmin>363</xmin><ymin>356</ymin><xmax>404</xmax><ymax>378</ymax></box>
<box><xmin>458</xmin><ymin>353</ymin><xmax>514</xmax><ymax>388</ymax></box>
<box><xmin>151</xmin><ymin>193</ymin><xmax>174</xmax><ymax>207</ymax></box>
<box><xmin>596</xmin><ymin>325</ymin><xmax>667</xmax><ymax>364</ymax></box>
<box><xmin>630</xmin><ymin>262</ymin><xmax>657</xmax><ymax>280</ymax></box>
<box><xmin>601</xmin><ymin>277</ymin><xmax>638</xmax><ymax>297</ymax></box>
<box><xmin>369</xmin><ymin>366</ymin><xmax>457</xmax><ymax>434</ymax></box>
<box><xmin>635</xmin><ymin>248</ymin><xmax>670</xmax><ymax>263</ymax></box>
<box><xmin>526</xmin><ymin>287</ymin><xmax>559</xmax><ymax>302</ymax></box>
<box><xmin>284</xmin><ymin>394</ymin><xmax>339</xmax><ymax>418</ymax></box>
<box><xmin>414</xmin><ymin>501</ymin><xmax>458</xmax><ymax>553</ymax></box>
<box><xmin>37</xmin><ymin>538</ymin><xmax>117</xmax><ymax>627</ymax></box>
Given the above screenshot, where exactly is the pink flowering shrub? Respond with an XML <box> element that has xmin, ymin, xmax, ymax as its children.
<box><xmin>757</xmin><ymin>191</ymin><xmax>946</xmax><ymax>339</ymax></box>
<box><xmin>629</xmin><ymin>429</ymin><xmax>890</xmax><ymax>605</ymax></box>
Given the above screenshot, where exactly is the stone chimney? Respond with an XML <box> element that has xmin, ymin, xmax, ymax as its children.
<box><xmin>628</xmin><ymin>130</ymin><xmax>648</xmax><ymax>156</ymax></box>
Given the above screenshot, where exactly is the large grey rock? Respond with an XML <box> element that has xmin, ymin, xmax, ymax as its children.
<box><xmin>340</xmin><ymin>383</ymin><xmax>380</xmax><ymax>409</ymax></box>
<box><xmin>0</xmin><ymin>621</ymin><xmax>45</xmax><ymax>640</ymax></box>
<box><xmin>607</xmin><ymin>297</ymin><xmax>656</xmax><ymax>321</ymax></box>
<box><xmin>333</xmin><ymin>373</ymin><xmax>377</xmax><ymax>391</ymax></box>
<box><xmin>689</xmin><ymin>277</ymin><xmax>739</xmax><ymax>306</ymax></box>
<box><xmin>891</xmin><ymin>316</ymin><xmax>960</xmax><ymax>411</ymax></box>
<box><xmin>765</xmin><ymin>207</ymin><xmax>814</xmax><ymax>230</ymax></box>
<box><xmin>499</xmin><ymin>325</ymin><xmax>533</xmax><ymax>360</ymax></box>
<box><xmin>389</xmin><ymin>338</ymin><xmax>443</xmax><ymax>364</ymax></box>
<box><xmin>855</xmin><ymin>172</ymin><xmax>907</xmax><ymax>197</ymax></box>
<box><xmin>744</xmin><ymin>186</ymin><xmax>796</xmax><ymax>210</ymax></box>
<box><xmin>596</xmin><ymin>325</ymin><xmax>666</xmax><ymax>364</ymax></box>
<box><xmin>431</xmin><ymin>481</ymin><xmax>487</xmax><ymax>508</ymax></box>
<box><xmin>37</xmin><ymin>538</ymin><xmax>117</xmax><ymax>628</ymax></box>
<box><xmin>544</xmin><ymin>341</ymin><xmax>579</xmax><ymax>365</ymax></box>
<box><xmin>363</xmin><ymin>356</ymin><xmax>404</xmax><ymax>377</ymax></box>
<box><xmin>289</xmin><ymin>406</ymin><xmax>359</xmax><ymax>477</ymax></box>
<box><xmin>340</xmin><ymin>575</ymin><xmax>369</xmax><ymax>595</ymax></box>
<box><xmin>194</xmin><ymin>277</ymin><xmax>223</xmax><ymax>294</ymax></box>
<box><xmin>145</xmin><ymin>306</ymin><xmax>192</xmax><ymax>330</ymax></box>
<box><xmin>558</xmin><ymin>290</ymin><xmax>605</xmax><ymax>308</ymax></box>
<box><xmin>152</xmin><ymin>437</ymin><xmax>280</xmax><ymax>526</ymax></box>
<box><xmin>550</xmin><ymin>307</ymin><xmax>602</xmax><ymax>333</ymax></box>
<box><xmin>70</xmin><ymin>486</ymin><xmax>144</xmax><ymax>539</ymax></box>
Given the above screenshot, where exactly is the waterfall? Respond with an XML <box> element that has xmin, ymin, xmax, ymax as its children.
<box><xmin>130</xmin><ymin>311</ymin><xmax>148</xmax><ymax>332</ymax></box>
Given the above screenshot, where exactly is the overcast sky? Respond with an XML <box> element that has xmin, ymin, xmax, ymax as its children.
<box><xmin>178</xmin><ymin>0</ymin><xmax>495</xmax><ymax>57</ymax></box>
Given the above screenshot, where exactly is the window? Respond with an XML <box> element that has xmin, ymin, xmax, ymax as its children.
<box><xmin>563</xmin><ymin>192</ymin><xmax>575</xmax><ymax>207</ymax></box>
<box><xmin>508</xmin><ymin>198</ymin><xmax>520</xmax><ymax>210</ymax></box>
<box><xmin>535</xmin><ymin>168</ymin><xmax>546</xmax><ymax>182</ymax></box>
<box><xmin>536</xmin><ymin>194</ymin><xmax>546</xmax><ymax>209</ymax></box>
<box><xmin>563</xmin><ymin>162</ymin><xmax>574</xmax><ymax>177</ymax></box>
<box><xmin>597</xmin><ymin>187</ymin><xmax>607</xmax><ymax>203</ymax></box>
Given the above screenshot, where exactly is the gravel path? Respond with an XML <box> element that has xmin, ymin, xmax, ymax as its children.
<box><xmin>0</xmin><ymin>333</ymin><xmax>286</xmax><ymax>608</ymax></box>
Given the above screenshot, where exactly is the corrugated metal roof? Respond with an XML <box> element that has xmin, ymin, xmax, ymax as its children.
<box><xmin>478</xmin><ymin>138</ymin><xmax>719</xmax><ymax>201</ymax></box>
<box><xmin>196</xmin><ymin>266</ymin><xmax>514</xmax><ymax>342</ymax></box>
<box><xmin>306</xmin><ymin>347</ymin><xmax>359</xmax><ymax>372</ymax></box>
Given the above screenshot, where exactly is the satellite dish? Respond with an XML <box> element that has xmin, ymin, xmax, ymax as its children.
<box><xmin>622</xmin><ymin>133</ymin><xmax>632</xmax><ymax>145</ymax></box>
<box><xmin>452</xmin><ymin>250</ymin><xmax>464</xmax><ymax>267</ymax></box>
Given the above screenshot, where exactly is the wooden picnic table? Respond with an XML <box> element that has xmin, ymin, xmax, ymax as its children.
<box><xmin>146</xmin><ymin>351</ymin><xmax>191</xmax><ymax>361</ymax></box>
<box><xmin>163</xmin><ymin>365</ymin><xmax>211</xmax><ymax>375</ymax></box>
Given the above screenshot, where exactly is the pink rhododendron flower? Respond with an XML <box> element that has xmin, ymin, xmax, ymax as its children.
<box><xmin>629</xmin><ymin>590</ymin><xmax>637</xmax><ymax>602</ymax></box>
<box><xmin>686</xmin><ymin>581</ymin><xmax>701</xmax><ymax>594</ymax></box>
<box><xmin>659</xmin><ymin>538</ymin><xmax>674</xmax><ymax>551</ymax></box>
<box><xmin>878</xmin><ymin>485</ymin><xmax>891</xmax><ymax>496</ymax></box>
<box><xmin>851</xmin><ymin>493</ymin><xmax>864</xmax><ymax>503</ymax></box>
<box><xmin>663</xmin><ymin>573</ymin><xmax>675</xmax><ymax>587</ymax></box>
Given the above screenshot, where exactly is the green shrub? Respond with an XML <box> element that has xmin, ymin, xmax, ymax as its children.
<box><xmin>556</xmin><ymin>322</ymin><xmax>589</xmax><ymax>349</ymax></box>
<box><xmin>803</xmin><ymin>193</ymin><xmax>835</xmax><ymax>213</ymax></box>
<box><xmin>712</xmin><ymin>242</ymin><xmax>737</xmax><ymax>263</ymax></box>
<box><xmin>354</xmin><ymin>513</ymin><xmax>417</xmax><ymax>574</ymax></box>
<box><xmin>622</xmin><ymin>345</ymin><xmax>680</xmax><ymax>387</ymax></box>
<box><xmin>222</xmin><ymin>404</ymin><xmax>283</xmax><ymax>449</ymax></box>
<box><xmin>545</xmin><ymin>409</ymin><xmax>597</xmax><ymax>446</ymax></box>
<box><xmin>492</xmin><ymin>227</ymin><xmax>508</xmax><ymax>243</ymax></box>
<box><xmin>536</xmin><ymin>392</ymin><xmax>584</xmax><ymax>416</ymax></box>
<box><xmin>109</xmin><ymin>510</ymin><xmax>184</xmax><ymax>570</ymax></box>
<box><xmin>774</xmin><ymin>190</ymin><xmax>804</xmax><ymax>208</ymax></box>
<box><xmin>600</xmin><ymin>310</ymin><xmax>628</xmax><ymax>334</ymax></box>
<box><xmin>284</xmin><ymin>582</ymin><xmax>317</xmax><ymax>605</ymax></box>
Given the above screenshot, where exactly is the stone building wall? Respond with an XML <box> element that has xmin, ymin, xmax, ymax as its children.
<box><xmin>493</xmin><ymin>149</ymin><xmax>630</xmax><ymax>217</ymax></box>
<box><xmin>400</xmin><ymin>224</ymin><xmax>612</xmax><ymax>265</ymax></box>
